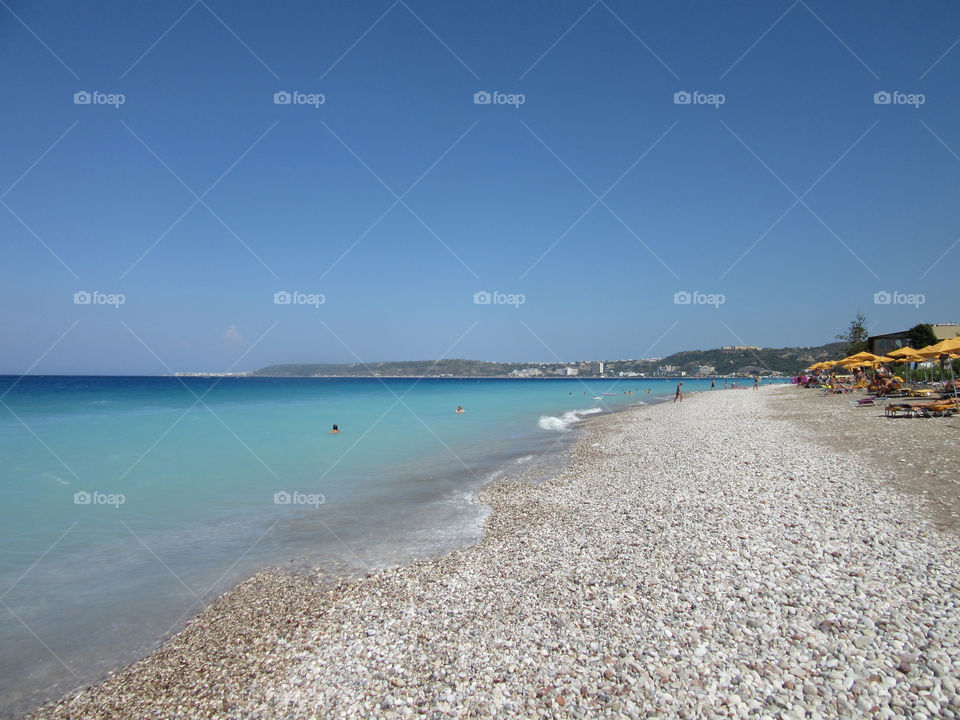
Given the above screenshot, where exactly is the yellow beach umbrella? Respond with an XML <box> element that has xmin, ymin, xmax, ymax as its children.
<box><xmin>917</xmin><ymin>338</ymin><xmax>960</xmax><ymax>394</ymax></box>
<box><xmin>889</xmin><ymin>350</ymin><xmax>923</xmax><ymax>363</ymax></box>
<box><xmin>916</xmin><ymin>337</ymin><xmax>960</xmax><ymax>358</ymax></box>
<box><xmin>840</xmin><ymin>351</ymin><xmax>880</xmax><ymax>364</ymax></box>
<box><xmin>887</xmin><ymin>346</ymin><xmax>926</xmax><ymax>383</ymax></box>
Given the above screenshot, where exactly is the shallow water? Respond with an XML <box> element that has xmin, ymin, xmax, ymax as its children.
<box><xmin>0</xmin><ymin>375</ymin><xmax>731</xmax><ymax>715</ymax></box>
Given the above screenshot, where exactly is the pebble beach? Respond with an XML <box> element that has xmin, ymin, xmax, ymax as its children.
<box><xmin>29</xmin><ymin>385</ymin><xmax>960</xmax><ymax>719</ymax></box>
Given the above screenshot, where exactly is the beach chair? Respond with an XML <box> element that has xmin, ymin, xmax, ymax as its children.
<box><xmin>821</xmin><ymin>383</ymin><xmax>851</xmax><ymax>394</ymax></box>
<box><xmin>884</xmin><ymin>403</ymin><xmax>916</xmax><ymax>418</ymax></box>
<box><xmin>884</xmin><ymin>398</ymin><xmax>960</xmax><ymax>418</ymax></box>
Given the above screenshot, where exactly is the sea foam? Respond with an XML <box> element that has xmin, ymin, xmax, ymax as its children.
<box><xmin>538</xmin><ymin>407</ymin><xmax>602</xmax><ymax>431</ymax></box>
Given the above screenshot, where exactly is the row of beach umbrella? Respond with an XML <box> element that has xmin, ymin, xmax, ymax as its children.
<box><xmin>806</xmin><ymin>337</ymin><xmax>960</xmax><ymax>397</ymax></box>
<box><xmin>808</xmin><ymin>337</ymin><xmax>960</xmax><ymax>372</ymax></box>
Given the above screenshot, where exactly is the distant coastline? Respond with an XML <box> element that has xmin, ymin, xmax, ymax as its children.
<box><xmin>229</xmin><ymin>341</ymin><xmax>842</xmax><ymax>379</ymax></box>
<box><xmin>2</xmin><ymin>341</ymin><xmax>842</xmax><ymax>380</ymax></box>
<box><xmin>168</xmin><ymin>373</ymin><xmax>756</xmax><ymax>380</ymax></box>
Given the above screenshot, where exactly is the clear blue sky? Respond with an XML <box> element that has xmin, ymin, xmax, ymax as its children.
<box><xmin>1</xmin><ymin>0</ymin><xmax>958</xmax><ymax>374</ymax></box>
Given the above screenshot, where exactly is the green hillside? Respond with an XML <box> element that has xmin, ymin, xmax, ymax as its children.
<box><xmin>638</xmin><ymin>342</ymin><xmax>846</xmax><ymax>376</ymax></box>
<box><xmin>253</xmin><ymin>341</ymin><xmax>845</xmax><ymax>377</ymax></box>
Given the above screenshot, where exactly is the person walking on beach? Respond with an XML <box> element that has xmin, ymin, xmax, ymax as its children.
<box><xmin>711</xmin><ymin>378</ymin><xmax>715</xmax><ymax>390</ymax></box>
<box><xmin>753</xmin><ymin>376</ymin><xmax>759</xmax><ymax>391</ymax></box>
<box><xmin>674</xmin><ymin>382</ymin><xmax>683</xmax><ymax>403</ymax></box>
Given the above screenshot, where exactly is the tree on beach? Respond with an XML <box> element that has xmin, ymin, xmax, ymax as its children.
<box><xmin>836</xmin><ymin>312</ymin><xmax>869</xmax><ymax>355</ymax></box>
<box><xmin>907</xmin><ymin>323</ymin><xmax>937</xmax><ymax>350</ymax></box>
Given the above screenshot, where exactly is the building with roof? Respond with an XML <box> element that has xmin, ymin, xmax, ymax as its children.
<box><xmin>868</xmin><ymin>323</ymin><xmax>960</xmax><ymax>355</ymax></box>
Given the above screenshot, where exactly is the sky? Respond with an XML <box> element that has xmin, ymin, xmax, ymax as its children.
<box><xmin>1</xmin><ymin>0</ymin><xmax>958</xmax><ymax>374</ymax></box>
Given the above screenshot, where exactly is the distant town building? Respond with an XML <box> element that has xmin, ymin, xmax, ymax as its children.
<box><xmin>510</xmin><ymin>368</ymin><xmax>543</xmax><ymax>377</ymax></box>
<box><xmin>574</xmin><ymin>361</ymin><xmax>604</xmax><ymax>376</ymax></box>
<box><xmin>721</xmin><ymin>345</ymin><xmax>762</xmax><ymax>351</ymax></box>
<box><xmin>565</xmin><ymin>367</ymin><xmax>578</xmax><ymax>376</ymax></box>
<box><xmin>698</xmin><ymin>365</ymin><xmax>716</xmax><ymax>375</ymax></box>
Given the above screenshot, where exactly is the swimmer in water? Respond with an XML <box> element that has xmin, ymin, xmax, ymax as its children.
<box><xmin>455</xmin><ymin>406</ymin><xmax>464</xmax><ymax>413</ymax></box>
<box><xmin>330</xmin><ymin>424</ymin><xmax>339</xmax><ymax>433</ymax></box>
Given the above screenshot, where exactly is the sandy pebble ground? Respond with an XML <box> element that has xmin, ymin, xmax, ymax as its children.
<box><xmin>28</xmin><ymin>385</ymin><xmax>960</xmax><ymax>719</ymax></box>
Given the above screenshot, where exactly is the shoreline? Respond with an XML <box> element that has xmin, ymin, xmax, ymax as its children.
<box><xmin>11</xmin><ymin>398</ymin><xmax>651</xmax><ymax>718</ymax></box>
<box><xmin>27</xmin><ymin>386</ymin><xmax>960</xmax><ymax>718</ymax></box>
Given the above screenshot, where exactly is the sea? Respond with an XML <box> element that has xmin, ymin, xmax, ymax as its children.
<box><xmin>0</xmin><ymin>374</ymin><xmax>744</xmax><ymax>715</ymax></box>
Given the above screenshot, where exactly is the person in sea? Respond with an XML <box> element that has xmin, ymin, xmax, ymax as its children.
<box><xmin>711</xmin><ymin>378</ymin><xmax>715</xmax><ymax>390</ymax></box>
<box><xmin>455</xmin><ymin>406</ymin><xmax>464</xmax><ymax>413</ymax></box>
<box><xmin>330</xmin><ymin>424</ymin><xmax>339</xmax><ymax>433</ymax></box>
<box><xmin>674</xmin><ymin>382</ymin><xmax>683</xmax><ymax>403</ymax></box>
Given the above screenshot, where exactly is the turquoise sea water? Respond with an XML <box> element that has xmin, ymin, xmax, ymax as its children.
<box><xmin>0</xmin><ymin>375</ymin><xmax>759</xmax><ymax>715</ymax></box>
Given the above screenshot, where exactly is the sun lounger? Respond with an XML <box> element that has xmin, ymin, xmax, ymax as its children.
<box><xmin>822</xmin><ymin>384</ymin><xmax>851</xmax><ymax>394</ymax></box>
<box><xmin>884</xmin><ymin>399</ymin><xmax>960</xmax><ymax>418</ymax></box>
